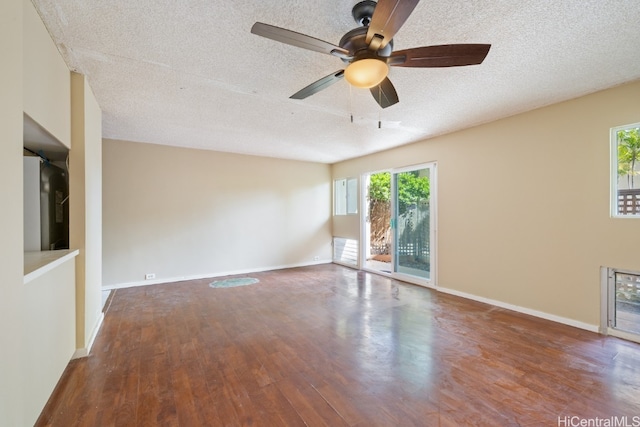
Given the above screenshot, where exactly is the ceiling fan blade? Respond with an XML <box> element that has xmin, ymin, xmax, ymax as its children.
<box><xmin>370</xmin><ymin>77</ymin><xmax>399</xmax><ymax>109</ymax></box>
<box><xmin>389</xmin><ymin>44</ymin><xmax>491</xmax><ymax>67</ymax></box>
<box><xmin>366</xmin><ymin>0</ymin><xmax>420</xmax><ymax>50</ymax></box>
<box><xmin>290</xmin><ymin>70</ymin><xmax>345</xmax><ymax>100</ymax></box>
<box><xmin>251</xmin><ymin>22</ymin><xmax>352</xmax><ymax>59</ymax></box>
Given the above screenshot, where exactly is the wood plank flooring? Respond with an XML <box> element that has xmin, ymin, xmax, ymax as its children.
<box><xmin>37</xmin><ymin>264</ymin><xmax>640</xmax><ymax>426</ymax></box>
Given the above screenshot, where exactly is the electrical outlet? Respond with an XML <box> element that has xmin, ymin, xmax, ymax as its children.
<box><xmin>313</xmin><ymin>256</ymin><xmax>320</xmax><ymax>261</ymax></box>
<box><xmin>145</xmin><ymin>273</ymin><xmax>156</xmax><ymax>280</ymax></box>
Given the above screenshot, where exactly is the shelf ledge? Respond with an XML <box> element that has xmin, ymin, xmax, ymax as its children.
<box><xmin>24</xmin><ymin>249</ymin><xmax>79</xmax><ymax>284</ymax></box>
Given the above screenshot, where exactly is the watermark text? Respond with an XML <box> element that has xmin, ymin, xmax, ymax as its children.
<box><xmin>558</xmin><ymin>416</ymin><xmax>640</xmax><ymax>427</ymax></box>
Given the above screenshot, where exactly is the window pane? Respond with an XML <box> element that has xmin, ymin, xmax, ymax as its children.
<box><xmin>394</xmin><ymin>168</ymin><xmax>431</xmax><ymax>280</ymax></box>
<box><xmin>332</xmin><ymin>237</ymin><xmax>358</xmax><ymax>266</ymax></box>
<box><xmin>613</xmin><ymin>124</ymin><xmax>640</xmax><ymax>216</ymax></box>
<box><xmin>347</xmin><ymin>178</ymin><xmax>358</xmax><ymax>214</ymax></box>
<box><xmin>335</xmin><ymin>179</ymin><xmax>346</xmax><ymax>215</ymax></box>
<box><xmin>614</xmin><ymin>272</ymin><xmax>640</xmax><ymax>335</ymax></box>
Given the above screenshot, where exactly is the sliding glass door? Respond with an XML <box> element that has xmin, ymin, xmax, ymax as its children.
<box><xmin>362</xmin><ymin>163</ymin><xmax>436</xmax><ymax>286</ymax></box>
<box><xmin>392</xmin><ymin>165</ymin><xmax>434</xmax><ymax>284</ymax></box>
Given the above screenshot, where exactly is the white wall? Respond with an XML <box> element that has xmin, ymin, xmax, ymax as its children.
<box><xmin>333</xmin><ymin>80</ymin><xmax>640</xmax><ymax>329</ymax></box>
<box><xmin>103</xmin><ymin>139</ymin><xmax>333</xmax><ymax>287</ymax></box>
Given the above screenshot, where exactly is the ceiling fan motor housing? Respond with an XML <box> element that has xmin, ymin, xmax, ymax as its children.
<box><xmin>339</xmin><ymin>26</ymin><xmax>393</xmax><ymax>64</ymax></box>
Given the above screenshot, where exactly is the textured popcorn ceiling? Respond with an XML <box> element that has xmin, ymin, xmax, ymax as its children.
<box><xmin>32</xmin><ymin>0</ymin><xmax>640</xmax><ymax>163</ymax></box>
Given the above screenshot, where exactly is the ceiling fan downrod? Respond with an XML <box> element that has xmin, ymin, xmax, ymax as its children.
<box><xmin>352</xmin><ymin>1</ymin><xmax>377</xmax><ymax>27</ymax></box>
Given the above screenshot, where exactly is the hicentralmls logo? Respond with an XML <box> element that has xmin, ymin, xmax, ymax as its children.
<box><xmin>557</xmin><ymin>416</ymin><xmax>640</xmax><ymax>427</ymax></box>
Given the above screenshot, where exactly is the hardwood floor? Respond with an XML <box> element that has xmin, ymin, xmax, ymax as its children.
<box><xmin>37</xmin><ymin>264</ymin><xmax>640</xmax><ymax>426</ymax></box>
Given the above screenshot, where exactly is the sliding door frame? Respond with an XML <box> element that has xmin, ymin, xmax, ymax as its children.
<box><xmin>390</xmin><ymin>163</ymin><xmax>437</xmax><ymax>288</ymax></box>
<box><xmin>602</xmin><ymin>267</ymin><xmax>640</xmax><ymax>344</ymax></box>
<box><xmin>359</xmin><ymin>162</ymin><xmax>437</xmax><ymax>289</ymax></box>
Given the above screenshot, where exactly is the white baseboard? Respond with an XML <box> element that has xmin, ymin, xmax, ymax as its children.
<box><xmin>102</xmin><ymin>260</ymin><xmax>332</xmax><ymax>290</ymax></box>
<box><xmin>437</xmin><ymin>286</ymin><xmax>599</xmax><ymax>333</ymax></box>
<box><xmin>103</xmin><ymin>262</ymin><xmax>598</xmax><ymax>334</ymax></box>
<box><xmin>71</xmin><ymin>311</ymin><xmax>104</xmax><ymax>359</ymax></box>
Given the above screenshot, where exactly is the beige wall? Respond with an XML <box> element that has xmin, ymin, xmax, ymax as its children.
<box><xmin>70</xmin><ymin>72</ymin><xmax>103</xmax><ymax>352</ymax></box>
<box><xmin>103</xmin><ymin>139</ymin><xmax>333</xmax><ymax>287</ymax></box>
<box><xmin>22</xmin><ymin>0</ymin><xmax>70</xmax><ymax>148</ymax></box>
<box><xmin>332</xmin><ymin>213</ymin><xmax>360</xmax><ymax>241</ymax></box>
<box><xmin>0</xmin><ymin>0</ymin><xmax>25</xmax><ymax>424</ymax></box>
<box><xmin>21</xmin><ymin>260</ymin><xmax>76</xmax><ymax>423</ymax></box>
<box><xmin>1</xmin><ymin>1</ymin><xmax>100</xmax><ymax>424</ymax></box>
<box><xmin>333</xmin><ymin>80</ymin><xmax>640</xmax><ymax>328</ymax></box>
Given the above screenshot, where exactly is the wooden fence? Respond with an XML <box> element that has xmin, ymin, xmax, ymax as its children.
<box><xmin>618</xmin><ymin>189</ymin><xmax>640</xmax><ymax>215</ymax></box>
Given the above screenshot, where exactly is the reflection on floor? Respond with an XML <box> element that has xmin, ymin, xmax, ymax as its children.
<box><xmin>366</xmin><ymin>259</ymin><xmax>431</xmax><ymax>279</ymax></box>
<box><xmin>365</xmin><ymin>259</ymin><xmax>392</xmax><ymax>273</ymax></box>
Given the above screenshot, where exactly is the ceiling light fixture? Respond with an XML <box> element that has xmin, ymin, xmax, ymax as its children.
<box><xmin>344</xmin><ymin>58</ymin><xmax>389</xmax><ymax>88</ymax></box>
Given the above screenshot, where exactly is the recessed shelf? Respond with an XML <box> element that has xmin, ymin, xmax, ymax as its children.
<box><xmin>23</xmin><ymin>113</ymin><xmax>69</xmax><ymax>161</ymax></box>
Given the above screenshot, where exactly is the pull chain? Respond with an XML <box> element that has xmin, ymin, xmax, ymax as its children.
<box><xmin>378</xmin><ymin>86</ymin><xmax>382</xmax><ymax>129</ymax></box>
<box><xmin>349</xmin><ymin>85</ymin><xmax>354</xmax><ymax>123</ymax></box>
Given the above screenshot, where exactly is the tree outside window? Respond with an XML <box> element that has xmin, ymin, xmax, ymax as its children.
<box><xmin>613</xmin><ymin>124</ymin><xmax>640</xmax><ymax>216</ymax></box>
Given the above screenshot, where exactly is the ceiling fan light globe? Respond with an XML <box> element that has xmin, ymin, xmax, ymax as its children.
<box><xmin>344</xmin><ymin>59</ymin><xmax>389</xmax><ymax>88</ymax></box>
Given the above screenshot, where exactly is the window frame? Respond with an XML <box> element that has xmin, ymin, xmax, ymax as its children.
<box><xmin>334</xmin><ymin>177</ymin><xmax>358</xmax><ymax>216</ymax></box>
<box><xmin>611</xmin><ymin>122</ymin><xmax>640</xmax><ymax>218</ymax></box>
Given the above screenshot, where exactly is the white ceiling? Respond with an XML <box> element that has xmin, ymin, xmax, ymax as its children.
<box><xmin>32</xmin><ymin>0</ymin><xmax>640</xmax><ymax>164</ymax></box>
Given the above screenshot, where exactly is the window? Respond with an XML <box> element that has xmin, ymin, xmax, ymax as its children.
<box><xmin>603</xmin><ymin>267</ymin><xmax>640</xmax><ymax>343</ymax></box>
<box><xmin>334</xmin><ymin>177</ymin><xmax>358</xmax><ymax>215</ymax></box>
<box><xmin>332</xmin><ymin>237</ymin><xmax>358</xmax><ymax>266</ymax></box>
<box><xmin>611</xmin><ymin>123</ymin><xmax>640</xmax><ymax>217</ymax></box>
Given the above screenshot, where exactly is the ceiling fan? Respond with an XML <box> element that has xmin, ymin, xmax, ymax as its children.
<box><xmin>251</xmin><ymin>0</ymin><xmax>491</xmax><ymax>109</ymax></box>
